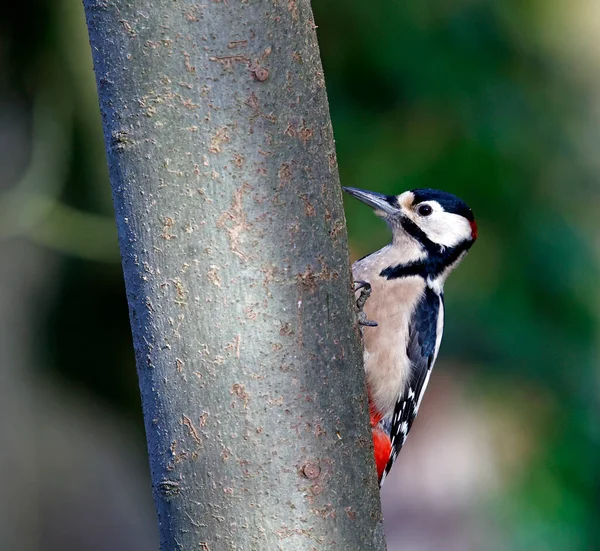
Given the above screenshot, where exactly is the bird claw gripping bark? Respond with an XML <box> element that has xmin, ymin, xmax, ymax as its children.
<box><xmin>354</xmin><ymin>280</ymin><xmax>378</xmax><ymax>327</ymax></box>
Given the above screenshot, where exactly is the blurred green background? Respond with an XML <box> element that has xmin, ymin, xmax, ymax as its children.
<box><xmin>2</xmin><ymin>0</ymin><xmax>599</xmax><ymax>549</ymax></box>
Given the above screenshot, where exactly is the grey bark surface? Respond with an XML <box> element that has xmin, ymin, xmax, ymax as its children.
<box><xmin>82</xmin><ymin>1</ymin><xmax>386</xmax><ymax>549</ymax></box>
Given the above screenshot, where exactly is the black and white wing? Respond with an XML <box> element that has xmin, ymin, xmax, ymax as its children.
<box><xmin>380</xmin><ymin>286</ymin><xmax>444</xmax><ymax>483</ymax></box>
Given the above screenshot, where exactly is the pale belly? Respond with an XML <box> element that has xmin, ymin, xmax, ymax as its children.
<box><xmin>353</xmin><ymin>252</ymin><xmax>426</xmax><ymax>417</ymax></box>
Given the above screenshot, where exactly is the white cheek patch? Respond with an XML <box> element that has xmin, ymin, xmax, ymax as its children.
<box><xmin>421</xmin><ymin>212</ymin><xmax>472</xmax><ymax>247</ymax></box>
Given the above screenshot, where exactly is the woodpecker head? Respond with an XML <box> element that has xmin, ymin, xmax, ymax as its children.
<box><xmin>343</xmin><ymin>186</ymin><xmax>477</xmax><ymax>249</ymax></box>
<box><xmin>344</xmin><ymin>187</ymin><xmax>477</xmax><ymax>286</ymax></box>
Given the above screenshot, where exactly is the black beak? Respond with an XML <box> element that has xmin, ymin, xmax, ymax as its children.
<box><xmin>342</xmin><ymin>187</ymin><xmax>398</xmax><ymax>215</ymax></box>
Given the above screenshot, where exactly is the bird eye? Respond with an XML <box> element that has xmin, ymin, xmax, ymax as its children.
<box><xmin>417</xmin><ymin>204</ymin><xmax>432</xmax><ymax>216</ymax></box>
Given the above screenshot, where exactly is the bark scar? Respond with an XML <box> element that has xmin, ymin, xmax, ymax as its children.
<box><xmin>217</xmin><ymin>183</ymin><xmax>251</xmax><ymax>261</ymax></box>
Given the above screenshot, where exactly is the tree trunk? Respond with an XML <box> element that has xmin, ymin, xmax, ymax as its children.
<box><xmin>82</xmin><ymin>1</ymin><xmax>385</xmax><ymax>549</ymax></box>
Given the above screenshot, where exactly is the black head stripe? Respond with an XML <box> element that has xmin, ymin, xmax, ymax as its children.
<box><xmin>381</xmin><ymin>238</ymin><xmax>474</xmax><ymax>280</ymax></box>
<box><xmin>380</xmin><ymin>260</ymin><xmax>424</xmax><ymax>279</ymax></box>
<box><xmin>411</xmin><ymin>188</ymin><xmax>475</xmax><ymax>222</ymax></box>
<box><xmin>398</xmin><ymin>216</ymin><xmax>440</xmax><ymax>255</ymax></box>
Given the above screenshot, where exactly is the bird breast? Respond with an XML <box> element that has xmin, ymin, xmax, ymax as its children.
<box><xmin>352</xmin><ymin>247</ymin><xmax>427</xmax><ymax>418</ymax></box>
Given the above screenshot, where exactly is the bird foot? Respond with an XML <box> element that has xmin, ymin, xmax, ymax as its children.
<box><xmin>354</xmin><ymin>280</ymin><xmax>378</xmax><ymax>327</ymax></box>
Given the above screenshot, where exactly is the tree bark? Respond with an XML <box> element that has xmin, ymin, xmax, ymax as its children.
<box><xmin>82</xmin><ymin>1</ymin><xmax>385</xmax><ymax>549</ymax></box>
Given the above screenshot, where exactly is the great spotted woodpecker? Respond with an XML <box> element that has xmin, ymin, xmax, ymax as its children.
<box><xmin>343</xmin><ymin>187</ymin><xmax>477</xmax><ymax>485</ymax></box>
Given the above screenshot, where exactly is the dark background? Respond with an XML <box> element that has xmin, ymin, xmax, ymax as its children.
<box><xmin>1</xmin><ymin>1</ymin><xmax>598</xmax><ymax>549</ymax></box>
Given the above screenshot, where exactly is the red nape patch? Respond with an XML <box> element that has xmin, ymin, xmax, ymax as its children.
<box><xmin>372</xmin><ymin>428</ymin><xmax>392</xmax><ymax>481</ymax></box>
<box><xmin>470</xmin><ymin>220</ymin><xmax>478</xmax><ymax>241</ymax></box>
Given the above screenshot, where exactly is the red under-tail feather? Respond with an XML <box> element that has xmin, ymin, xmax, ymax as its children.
<box><xmin>370</xmin><ymin>400</ymin><xmax>391</xmax><ymax>482</ymax></box>
<box><xmin>372</xmin><ymin>427</ymin><xmax>392</xmax><ymax>481</ymax></box>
